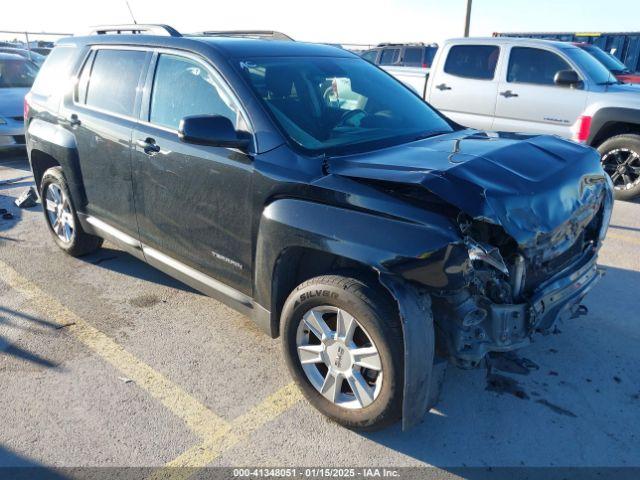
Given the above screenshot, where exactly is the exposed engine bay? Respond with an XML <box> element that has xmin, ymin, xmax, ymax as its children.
<box><xmin>431</xmin><ymin>192</ymin><xmax>608</xmax><ymax>368</ymax></box>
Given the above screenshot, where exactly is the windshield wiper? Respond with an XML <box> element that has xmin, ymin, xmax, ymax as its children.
<box><xmin>597</xmin><ymin>80</ymin><xmax>620</xmax><ymax>86</ymax></box>
<box><xmin>411</xmin><ymin>130</ymin><xmax>449</xmax><ymax>141</ymax></box>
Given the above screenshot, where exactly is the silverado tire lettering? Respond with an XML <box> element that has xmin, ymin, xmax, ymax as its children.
<box><xmin>300</xmin><ymin>290</ymin><xmax>338</xmax><ymax>301</ymax></box>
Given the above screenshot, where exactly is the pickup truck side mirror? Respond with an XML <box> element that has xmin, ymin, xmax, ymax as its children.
<box><xmin>178</xmin><ymin>115</ymin><xmax>250</xmax><ymax>150</ymax></box>
<box><xmin>554</xmin><ymin>69</ymin><xmax>582</xmax><ymax>88</ymax></box>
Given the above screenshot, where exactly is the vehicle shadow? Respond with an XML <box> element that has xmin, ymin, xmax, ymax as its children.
<box><xmin>0</xmin><ymin>444</ymin><xmax>67</xmax><ymax>478</ymax></box>
<box><xmin>362</xmin><ymin>265</ymin><xmax>640</xmax><ymax>470</ymax></box>
<box><xmin>78</xmin><ymin>247</ymin><xmax>200</xmax><ymax>294</ymax></box>
<box><xmin>0</xmin><ymin>306</ymin><xmax>60</xmax><ymax>369</ymax></box>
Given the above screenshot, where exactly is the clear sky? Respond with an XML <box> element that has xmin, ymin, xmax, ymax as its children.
<box><xmin>1</xmin><ymin>0</ymin><xmax>639</xmax><ymax>46</ymax></box>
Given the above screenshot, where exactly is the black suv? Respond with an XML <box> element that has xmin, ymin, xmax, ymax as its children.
<box><xmin>361</xmin><ymin>43</ymin><xmax>438</xmax><ymax>68</ymax></box>
<box><xmin>25</xmin><ymin>25</ymin><xmax>613</xmax><ymax>430</ymax></box>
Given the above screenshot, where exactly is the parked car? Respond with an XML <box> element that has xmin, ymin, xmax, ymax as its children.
<box><xmin>574</xmin><ymin>42</ymin><xmax>640</xmax><ymax>84</ymax></box>
<box><xmin>0</xmin><ymin>52</ymin><xmax>38</xmax><ymax>150</ymax></box>
<box><xmin>25</xmin><ymin>25</ymin><xmax>612</xmax><ymax>430</ymax></box>
<box><xmin>389</xmin><ymin>37</ymin><xmax>640</xmax><ymax>200</ymax></box>
<box><xmin>0</xmin><ymin>47</ymin><xmax>46</xmax><ymax>67</ymax></box>
<box><xmin>361</xmin><ymin>43</ymin><xmax>438</xmax><ymax>68</ymax></box>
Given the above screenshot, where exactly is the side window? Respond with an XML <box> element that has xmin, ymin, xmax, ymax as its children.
<box><xmin>507</xmin><ymin>47</ymin><xmax>572</xmax><ymax>85</ymax></box>
<box><xmin>31</xmin><ymin>46</ymin><xmax>76</xmax><ymax>96</ymax></box>
<box><xmin>149</xmin><ymin>54</ymin><xmax>241</xmax><ymax>131</ymax></box>
<box><xmin>444</xmin><ymin>45</ymin><xmax>499</xmax><ymax>80</ymax></box>
<box><xmin>403</xmin><ymin>48</ymin><xmax>423</xmax><ymax>67</ymax></box>
<box><xmin>85</xmin><ymin>49</ymin><xmax>146</xmax><ymax>116</ymax></box>
<box><xmin>379</xmin><ymin>48</ymin><xmax>400</xmax><ymax>66</ymax></box>
<box><xmin>361</xmin><ymin>50</ymin><xmax>378</xmax><ymax>63</ymax></box>
<box><xmin>75</xmin><ymin>51</ymin><xmax>94</xmax><ymax>104</ymax></box>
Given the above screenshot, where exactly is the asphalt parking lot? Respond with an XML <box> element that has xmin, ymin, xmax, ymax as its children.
<box><xmin>1</xmin><ymin>150</ymin><xmax>639</xmax><ymax>475</ymax></box>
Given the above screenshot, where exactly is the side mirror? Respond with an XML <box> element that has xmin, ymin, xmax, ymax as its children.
<box><xmin>178</xmin><ymin>115</ymin><xmax>250</xmax><ymax>150</ymax></box>
<box><xmin>554</xmin><ymin>69</ymin><xmax>582</xmax><ymax>87</ymax></box>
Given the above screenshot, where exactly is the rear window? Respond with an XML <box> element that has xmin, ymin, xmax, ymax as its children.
<box><xmin>444</xmin><ymin>45</ymin><xmax>499</xmax><ymax>80</ymax></box>
<box><xmin>379</xmin><ymin>48</ymin><xmax>399</xmax><ymax>65</ymax></box>
<box><xmin>30</xmin><ymin>46</ymin><xmax>76</xmax><ymax>95</ymax></box>
<box><xmin>361</xmin><ymin>50</ymin><xmax>378</xmax><ymax>63</ymax></box>
<box><xmin>403</xmin><ymin>48</ymin><xmax>423</xmax><ymax>66</ymax></box>
<box><xmin>84</xmin><ymin>49</ymin><xmax>146</xmax><ymax>117</ymax></box>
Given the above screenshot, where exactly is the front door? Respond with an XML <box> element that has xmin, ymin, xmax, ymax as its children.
<box><xmin>132</xmin><ymin>52</ymin><xmax>254</xmax><ymax>295</ymax></box>
<box><xmin>428</xmin><ymin>43</ymin><xmax>501</xmax><ymax>130</ymax></box>
<box><xmin>492</xmin><ymin>46</ymin><xmax>588</xmax><ymax>138</ymax></box>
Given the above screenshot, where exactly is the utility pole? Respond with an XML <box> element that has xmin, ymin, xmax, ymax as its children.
<box><xmin>464</xmin><ymin>0</ymin><xmax>473</xmax><ymax>37</ymax></box>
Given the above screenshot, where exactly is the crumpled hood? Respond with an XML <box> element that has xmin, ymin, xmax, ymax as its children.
<box><xmin>328</xmin><ymin>130</ymin><xmax>612</xmax><ymax>244</ymax></box>
<box><xmin>0</xmin><ymin>87</ymin><xmax>28</xmax><ymax>116</ymax></box>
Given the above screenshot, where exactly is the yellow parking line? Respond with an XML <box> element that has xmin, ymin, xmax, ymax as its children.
<box><xmin>606</xmin><ymin>231</ymin><xmax>640</xmax><ymax>246</ymax></box>
<box><xmin>0</xmin><ymin>260</ymin><xmax>229</xmax><ymax>440</ymax></box>
<box><xmin>0</xmin><ymin>258</ymin><xmax>303</xmax><ymax>477</ymax></box>
<box><xmin>148</xmin><ymin>383</ymin><xmax>303</xmax><ymax>480</ymax></box>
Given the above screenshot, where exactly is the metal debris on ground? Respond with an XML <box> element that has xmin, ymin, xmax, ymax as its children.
<box><xmin>14</xmin><ymin>187</ymin><xmax>38</xmax><ymax>208</ymax></box>
<box><xmin>0</xmin><ymin>175</ymin><xmax>32</xmax><ymax>186</ymax></box>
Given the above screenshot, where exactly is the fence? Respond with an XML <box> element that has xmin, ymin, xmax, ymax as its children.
<box><xmin>494</xmin><ymin>32</ymin><xmax>640</xmax><ymax>72</ymax></box>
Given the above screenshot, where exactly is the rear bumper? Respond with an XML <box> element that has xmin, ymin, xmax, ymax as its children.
<box><xmin>437</xmin><ymin>252</ymin><xmax>602</xmax><ymax>367</ymax></box>
<box><xmin>0</xmin><ymin>122</ymin><xmax>25</xmax><ymax>149</ymax></box>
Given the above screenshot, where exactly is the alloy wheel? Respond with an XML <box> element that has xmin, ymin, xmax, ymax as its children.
<box><xmin>602</xmin><ymin>148</ymin><xmax>640</xmax><ymax>191</ymax></box>
<box><xmin>296</xmin><ymin>306</ymin><xmax>383</xmax><ymax>409</ymax></box>
<box><xmin>45</xmin><ymin>183</ymin><xmax>75</xmax><ymax>243</ymax></box>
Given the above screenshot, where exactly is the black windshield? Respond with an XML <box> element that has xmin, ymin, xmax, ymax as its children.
<box><xmin>238</xmin><ymin>56</ymin><xmax>453</xmax><ymax>155</ymax></box>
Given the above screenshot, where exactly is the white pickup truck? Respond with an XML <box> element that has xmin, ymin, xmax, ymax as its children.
<box><xmin>385</xmin><ymin>37</ymin><xmax>640</xmax><ymax>200</ymax></box>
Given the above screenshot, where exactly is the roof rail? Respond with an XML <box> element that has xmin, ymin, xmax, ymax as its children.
<box><xmin>376</xmin><ymin>42</ymin><xmax>428</xmax><ymax>47</ymax></box>
<box><xmin>88</xmin><ymin>24</ymin><xmax>182</xmax><ymax>37</ymax></box>
<box><xmin>195</xmin><ymin>30</ymin><xmax>293</xmax><ymax>41</ymax></box>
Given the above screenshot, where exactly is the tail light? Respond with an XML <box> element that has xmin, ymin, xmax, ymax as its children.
<box><xmin>574</xmin><ymin>115</ymin><xmax>592</xmax><ymax>143</ymax></box>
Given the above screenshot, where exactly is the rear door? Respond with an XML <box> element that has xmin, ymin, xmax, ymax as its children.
<box><xmin>492</xmin><ymin>46</ymin><xmax>588</xmax><ymax>137</ymax></box>
<box><xmin>62</xmin><ymin>47</ymin><xmax>150</xmax><ymax>236</ymax></box>
<box><xmin>427</xmin><ymin>43</ymin><xmax>501</xmax><ymax>130</ymax></box>
<box><xmin>132</xmin><ymin>51</ymin><xmax>254</xmax><ymax>295</ymax></box>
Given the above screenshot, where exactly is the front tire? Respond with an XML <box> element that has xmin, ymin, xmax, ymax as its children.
<box><xmin>280</xmin><ymin>274</ymin><xmax>403</xmax><ymax>430</ymax></box>
<box><xmin>597</xmin><ymin>134</ymin><xmax>640</xmax><ymax>201</ymax></box>
<box><xmin>40</xmin><ymin>167</ymin><xmax>103</xmax><ymax>256</ymax></box>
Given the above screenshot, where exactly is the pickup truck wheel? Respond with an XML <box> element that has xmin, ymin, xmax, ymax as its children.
<box><xmin>598</xmin><ymin>134</ymin><xmax>640</xmax><ymax>200</ymax></box>
<box><xmin>281</xmin><ymin>275</ymin><xmax>403</xmax><ymax>430</ymax></box>
<box><xmin>41</xmin><ymin>167</ymin><xmax>103</xmax><ymax>256</ymax></box>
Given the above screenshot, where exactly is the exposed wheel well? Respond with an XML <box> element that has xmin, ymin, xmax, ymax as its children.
<box><xmin>591</xmin><ymin>121</ymin><xmax>640</xmax><ymax>148</ymax></box>
<box><xmin>30</xmin><ymin>150</ymin><xmax>61</xmax><ymax>191</ymax></box>
<box><xmin>270</xmin><ymin>247</ymin><xmax>385</xmax><ymax>337</ymax></box>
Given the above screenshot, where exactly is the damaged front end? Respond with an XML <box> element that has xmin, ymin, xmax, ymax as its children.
<box><xmin>433</xmin><ymin>194</ymin><xmax>609</xmax><ymax>368</ymax></box>
<box><xmin>328</xmin><ymin>129</ymin><xmax>614</xmax><ymax>427</ymax></box>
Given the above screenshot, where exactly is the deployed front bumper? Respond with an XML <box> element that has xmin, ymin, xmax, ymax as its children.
<box><xmin>436</xmin><ymin>252</ymin><xmax>602</xmax><ymax>367</ymax></box>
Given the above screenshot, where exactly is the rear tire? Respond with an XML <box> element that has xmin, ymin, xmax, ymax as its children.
<box><xmin>280</xmin><ymin>274</ymin><xmax>403</xmax><ymax>430</ymax></box>
<box><xmin>40</xmin><ymin>167</ymin><xmax>103</xmax><ymax>256</ymax></box>
<box><xmin>597</xmin><ymin>134</ymin><xmax>640</xmax><ymax>201</ymax></box>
